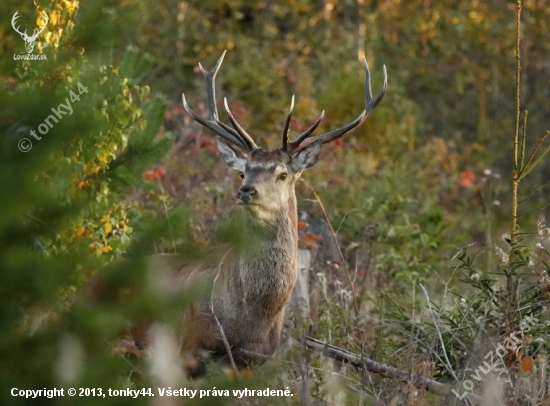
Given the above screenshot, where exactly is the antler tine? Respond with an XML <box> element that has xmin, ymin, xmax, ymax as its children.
<box><xmin>224</xmin><ymin>98</ymin><xmax>257</xmax><ymax>150</ymax></box>
<box><xmin>182</xmin><ymin>93</ymin><xmax>246</xmax><ymax>150</ymax></box>
<box><xmin>182</xmin><ymin>51</ymin><xmax>253</xmax><ymax>151</ymax></box>
<box><xmin>282</xmin><ymin>96</ymin><xmax>326</xmax><ymax>153</ymax></box>
<box><xmin>200</xmin><ymin>51</ymin><xmax>254</xmax><ymax>148</ymax></box>
<box><xmin>288</xmin><ymin>110</ymin><xmax>325</xmax><ymax>151</ymax></box>
<box><xmin>281</xmin><ymin>96</ymin><xmax>295</xmax><ymax>151</ymax></box>
<box><xmin>288</xmin><ymin>58</ymin><xmax>387</xmax><ymax>152</ymax></box>
<box><xmin>11</xmin><ymin>11</ymin><xmax>27</xmax><ymax>37</ymax></box>
<box><xmin>198</xmin><ymin>50</ymin><xmax>226</xmax><ymax>122</ymax></box>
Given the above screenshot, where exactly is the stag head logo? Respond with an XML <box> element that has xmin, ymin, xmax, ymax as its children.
<box><xmin>12</xmin><ymin>10</ymin><xmax>49</xmax><ymax>54</ymax></box>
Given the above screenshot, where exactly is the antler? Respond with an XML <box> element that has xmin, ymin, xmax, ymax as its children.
<box><xmin>11</xmin><ymin>11</ymin><xmax>48</xmax><ymax>40</ymax></box>
<box><xmin>182</xmin><ymin>51</ymin><xmax>258</xmax><ymax>152</ymax></box>
<box><xmin>11</xmin><ymin>11</ymin><xmax>28</xmax><ymax>38</ymax></box>
<box><xmin>282</xmin><ymin>57</ymin><xmax>387</xmax><ymax>153</ymax></box>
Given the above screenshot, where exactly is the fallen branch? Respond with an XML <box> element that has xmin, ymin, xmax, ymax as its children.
<box><xmin>303</xmin><ymin>335</ymin><xmax>476</xmax><ymax>401</ymax></box>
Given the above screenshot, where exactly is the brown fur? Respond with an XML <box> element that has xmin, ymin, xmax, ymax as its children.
<box><xmin>85</xmin><ymin>150</ymin><xmax>302</xmax><ymax>371</ymax></box>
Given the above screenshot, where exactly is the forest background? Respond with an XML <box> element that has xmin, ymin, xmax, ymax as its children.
<box><xmin>0</xmin><ymin>0</ymin><xmax>549</xmax><ymax>404</ymax></box>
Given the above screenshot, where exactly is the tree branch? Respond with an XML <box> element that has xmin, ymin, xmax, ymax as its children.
<box><xmin>303</xmin><ymin>335</ymin><xmax>479</xmax><ymax>401</ymax></box>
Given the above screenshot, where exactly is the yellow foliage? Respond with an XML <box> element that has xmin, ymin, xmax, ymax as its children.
<box><xmin>99</xmin><ymin>153</ymin><xmax>109</xmax><ymax>164</ymax></box>
<box><xmin>50</xmin><ymin>11</ymin><xmax>59</xmax><ymax>26</ymax></box>
<box><xmin>101</xmin><ymin>215</ymin><xmax>113</xmax><ymax>235</ymax></box>
<box><xmin>85</xmin><ymin>165</ymin><xmax>101</xmax><ymax>176</ymax></box>
<box><xmin>74</xmin><ymin>225</ymin><xmax>91</xmax><ymax>238</ymax></box>
<box><xmin>63</xmin><ymin>0</ymin><xmax>79</xmax><ymax>12</ymax></box>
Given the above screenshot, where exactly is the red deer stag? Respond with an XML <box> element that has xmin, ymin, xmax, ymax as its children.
<box><xmin>88</xmin><ymin>51</ymin><xmax>386</xmax><ymax>373</ymax></box>
<box><xmin>176</xmin><ymin>51</ymin><xmax>386</xmax><ymax>369</ymax></box>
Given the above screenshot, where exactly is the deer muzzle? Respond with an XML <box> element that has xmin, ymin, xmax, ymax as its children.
<box><xmin>237</xmin><ymin>185</ymin><xmax>257</xmax><ymax>204</ymax></box>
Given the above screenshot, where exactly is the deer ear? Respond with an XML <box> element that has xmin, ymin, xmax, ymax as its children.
<box><xmin>215</xmin><ymin>136</ymin><xmax>248</xmax><ymax>171</ymax></box>
<box><xmin>290</xmin><ymin>140</ymin><xmax>322</xmax><ymax>173</ymax></box>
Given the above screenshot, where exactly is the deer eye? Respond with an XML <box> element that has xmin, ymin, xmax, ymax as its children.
<box><xmin>278</xmin><ymin>173</ymin><xmax>288</xmax><ymax>181</ymax></box>
<box><xmin>239</xmin><ymin>172</ymin><xmax>245</xmax><ymax>180</ymax></box>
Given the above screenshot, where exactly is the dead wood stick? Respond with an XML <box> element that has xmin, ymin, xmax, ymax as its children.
<box><xmin>303</xmin><ymin>335</ymin><xmax>454</xmax><ymax>397</ymax></box>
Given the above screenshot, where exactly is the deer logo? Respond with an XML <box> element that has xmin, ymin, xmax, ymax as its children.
<box><xmin>11</xmin><ymin>10</ymin><xmax>49</xmax><ymax>54</ymax></box>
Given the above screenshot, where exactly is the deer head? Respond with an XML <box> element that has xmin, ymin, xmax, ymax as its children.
<box><xmin>182</xmin><ymin>51</ymin><xmax>386</xmax><ymax>225</ymax></box>
<box><xmin>12</xmin><ymin>10</ymin><xmax>49</xmax><ymax>54</ymax></box>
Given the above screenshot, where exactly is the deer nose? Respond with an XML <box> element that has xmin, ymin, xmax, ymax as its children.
<box><xmin>237</xmin><ymin>186</ymin><xmax>257</xmax><ymax>204</ymax></box>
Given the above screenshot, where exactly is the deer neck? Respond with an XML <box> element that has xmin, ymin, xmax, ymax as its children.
<box><xmin>221</xmin><ymin>192</ymin><xmax>299</xmax><ymax>317</ymax></box>
<box><xmin>248</xmin><ymin>192</ymin><xmax>298</xmax><ymax>255</ymax></box>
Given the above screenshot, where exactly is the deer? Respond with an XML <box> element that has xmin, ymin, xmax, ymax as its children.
<box><xmin>85</xmin><ymin>51</ymin><xmax>386</xmax><ymax>374</ymax></box>
<box><xmin>11</xmin><ymin>10</ymin><xmax>49</xmax><ymax>54</ymax></box>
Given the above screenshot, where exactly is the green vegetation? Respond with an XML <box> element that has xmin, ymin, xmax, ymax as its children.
<box><xmin>0</xmin><ymin>0</ymin><xmax>549</xmax><ymax>404</ymax></box>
